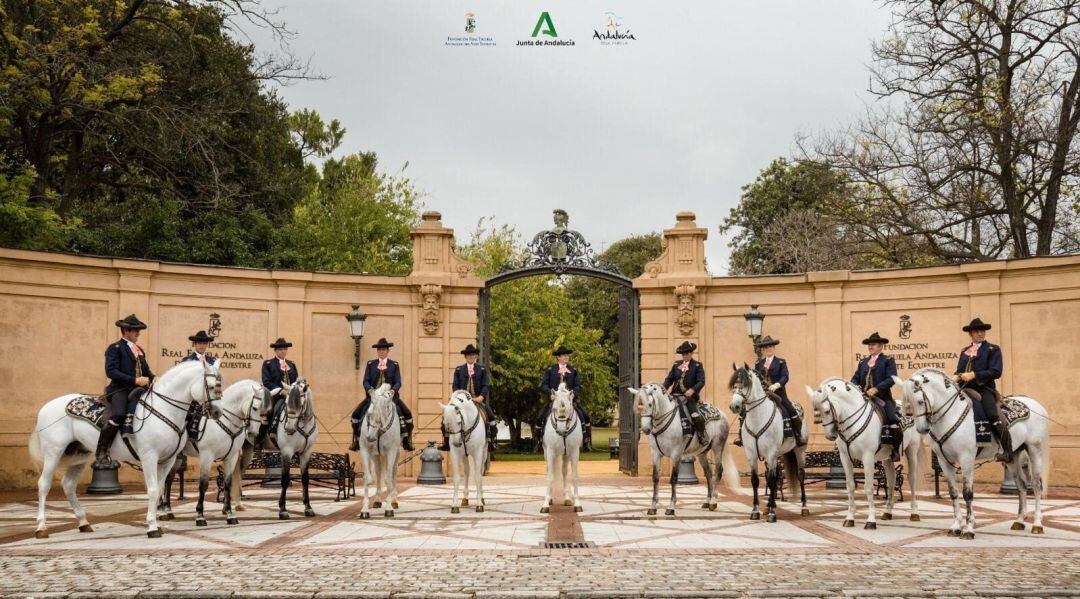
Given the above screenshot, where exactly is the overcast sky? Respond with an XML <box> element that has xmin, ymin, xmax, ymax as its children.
<box><xmin>246</xmin><ymin>1</ymin><xmax>893</xmax><ymax>274</ymax></box>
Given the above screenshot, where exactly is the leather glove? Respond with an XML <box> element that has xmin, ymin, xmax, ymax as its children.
<box><xmin>961</xmin><ymin>372</ymin><xmax>976</xmax><ymax>382</ymax></box>
<box><xmin>768</xmin><ymin>383</ymin><xmax>780</xmax><ymax>392</ymax></box>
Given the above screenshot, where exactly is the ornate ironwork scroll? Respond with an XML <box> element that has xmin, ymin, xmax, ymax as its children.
<box><xmin>501</xmin><ymin>209</ymin><xmax>619</xmax><ymax>276</ymax></box>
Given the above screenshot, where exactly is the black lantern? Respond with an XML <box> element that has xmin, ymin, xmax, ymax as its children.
<box><xmin>345</xmin><ymin>304</ymin><xmax>367</xmax><ymax>370</ymax></box>
<box><xmin>744</xmin><ymin>304</ymin><xmax>766</xmax><ymax>358</ymax></box>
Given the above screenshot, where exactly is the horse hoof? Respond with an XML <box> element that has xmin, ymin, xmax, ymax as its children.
<box><xmin>304</xmin><ymin>508</ymin><xmax>316</xmax><ymax>518</ymax></box>
<box><xmin>227</xmin><ymin>518</ymin><xmax>239</xmax><ymax>525</ymax></box>
<box><xmin>800</xmin><ymin>508</ymin><xmax>810</xmax><ymax>517</ymax></box>
<box><xmin>665</xmin><ymin>509</ymin><xmax>676</xmax><ymax>516</ymax></box>
<box><xmin>750</xmin><ymin>512</ymin><xmax>761</xmax><ymax>521</ymax></box>
<box><xmin>451</xmin><ymin>507</ymin><xmax>460</xmax><ymax>514</ymax></box>
<box><xmin>701</xmin><ymin>502</ymin><xmax>710</xmax><ymax>509</ymax></box>
<box><xmin>1011</xmin><ymin>522</ymin><xmax>1025</xmax><ymax>531</ymax></box>
<box><xmin>78</xmin><ymin>524</ymin><xmax>93</xmax><ymax>533</ymax></box>
<box><xmin>162</xmin><ymin>513</ymin><xmax>174</xmax><ymax>521</ymax></box>
<box><xmin>278</xmin><ymin>512</ymin><xmax>290</xmax><ymax>520</ymax></box>
<box><xmin>910</xmin><ymin>514</ymin><xmax>921</xmax><ymax>522</ymax></box>
<box><xmin>1032</xmin><ymin>526</ymin><xmax>1045</xmax><ymax>535</ymax></box>
<box><xmin>574</xmin><ymin>506</ymin><xmax>583</xmax><ymax>513</ymax></box>
<box><xmin>864</xmin><ymin>521</ymin><xmax>877</xmax><ymax>530</ymax></box>
<box><xmin>147</xmin><ymin>529</ymin><xmax>162</xmax><ymax>539</ymax></box>
<box><xmin>34</xmin><ymin>530</ymin><xmax>48</xmax><ymax>539</ymax></box>
<box><xmin>360</xmin><ymin>512</ymin><xmax>370</xmax><ymax>520</ymax></box>
<box><xmin>461</xmin><ymin>499</ymin><xmax>469</xmax><ymax>507</ymax></box>
<box><xmin>564</xmin><ymin>499</ymin><xmax>573</xmax><ymax>507</ymax></box>
<box><xmin>881</xmin><ymin>513</ymin><xmax>893</xmax><ymax>521</ymax></box>
<box><xmin>384</xmin><ymin>510</ymin><xmax>394</xmax><ymax>518</ymax></box>
<box><xmin>235</xmin><ymin>505</ymin><xmax>246</xmax><ymax>512</ymax></box>
<box><xmin>646</xmin><ymin>509</ymin><xmax>657</xmax><ymax>516</ymax></box>
<box><xmin>709</xmin><ymin>504</ymin><xmax>718</xmax><ymax>512</ymax></box>
<box><xmin>961</xmin><ymin>531</ymin><xmax>975</xmax><ymax>540</ymax></box>
<box><xmin>373</xmin><ymin>501</ymin><xmax>382</xmax><ymax>508</ymax></box>
<box><xmin>947</xmin><ymin>529</ymin><xmax>960</xmax><ymax>537</ymax></box>
<box><xmin>767</xmin><ymin>514</ymin><xmax>777</xmax><ymax>523</ymax></box>
<box><xmin>843</xmin><ymin>519</ymin><xmax>855</xmax><ymax>528</ymax></box>
<box><xmin>391</xmin><ymin>502</ymin><xmax>399</xmax><ymax>509</ymax></box>
<box><xmin>548</xmin><ymin>499</ymin><xmax>553</xmax><ymax>506</ymax></box>
<box><xmin>540</xmin><ymin>507</ymin><xmax>550</xmax><ymax>514</ymax></box>
<box><xmin>477</xmin><ymin>505</ymin><xmax>485</xmax><ymax>513</ymax></box>
<box><xmin>195</xmin><ymin>519</ymin><xmax>207</xmax><ymax>527</ymax></box>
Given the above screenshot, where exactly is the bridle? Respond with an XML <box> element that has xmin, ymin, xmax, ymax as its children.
<box><xmin>363</xmin><ymin>389</ymin><xmax>397</xmax><ymax>456</ymax></box>
<box><xmin>638</xmin><ymin>386</ymin><xmax>682</xmax><ymax>457</ymax></box>
<box><xmin>446</xmin><ymin>392</ymin><xmax>481</xmax><ymax>457</ymax></box>
<box><xmin>548</xmin><ymin>392</ymin><xmax>579</xmax><ymax>456</ymax></box>
<box><xmin>131</xmin><ymin>365</ymin><xmax>222</xmax><ymax>463</ymax></box>
<box><xmin>734</xmin><ymin>369</ymin><xmax>780</xmax><ymax>461</ymax></box>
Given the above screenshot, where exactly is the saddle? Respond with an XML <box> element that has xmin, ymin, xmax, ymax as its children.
<box><xmin>675</xmin><ymin>397</ymin><xmax>721</xmax><ymax>435</ymax></box>
<box><xmin>961</xmin><ymin>388</ymin><xmax>1030</xmax><ymax>445</ymax></box>
<box><xmin>65</xmin><ymin>396</ymin><xmax>109</xmax><ymax>429</ymax></box>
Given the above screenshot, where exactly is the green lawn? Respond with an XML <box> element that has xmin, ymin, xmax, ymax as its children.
<box><xmin>495</xmin><ymin>427</ymin><xmax>620</xmax><ymax>461</ymax></box>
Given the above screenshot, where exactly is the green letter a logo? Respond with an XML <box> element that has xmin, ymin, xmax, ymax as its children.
<box><xmin>532</xmin><ymin>12</ymin><xmax>557</xmax><ymax>38</ymax></box>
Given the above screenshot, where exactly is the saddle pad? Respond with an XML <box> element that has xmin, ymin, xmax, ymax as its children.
<box><xmin>1002</xmin><ymin>398</ymin><xmax>1030</xmax><ymax>426</ymax></box>
<box><xmin>781</xmin><ymin>404</ymin><xmax>804</xmax><ymax>439</ymax></box>
<box><xmin>66</xmin><ymin>396</ymin><xmax>108</xmax><ymax>429</ymax></box>
<box><xmin>699</xmin><ymin>403</ymin><xmax>725</xmax><ymax>423</ymax></box>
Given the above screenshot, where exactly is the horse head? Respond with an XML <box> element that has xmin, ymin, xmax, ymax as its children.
<box><xmin>808</xmin><ymin>380</ymin><xmax>841</xmax><ymax>441</ymax></box>
<box><xmin>898</xmin><ymin>369</ymin><xmax>951</xmax><ymax>435</ymax></box>
<box><xmin>552</xmin><ymin>383</ymin><xmax>574</xmax><ymax>421</ymax></box>
<box><xmin>186</xmin><ymin>360</ymin><xmax>223</xmax><ymax>418</ymax></box>
<box><xmin>282</xmin><ymin>378</ymin><xmax>312</xmax><ymax>434</ymax></box>
<box><xmin>727</xmin><ymin>364</ymin><xmax>758</xmax><ymax>414</ymax></box>
<box><xmin>628</xmin><ymin>383</ymin><xmax>663</xmax><ymax>435</ymax></box>
<box><xmin>366</xmin><ymin>383</ymin><xmax>395</xmax><ymax>442</ymax></box>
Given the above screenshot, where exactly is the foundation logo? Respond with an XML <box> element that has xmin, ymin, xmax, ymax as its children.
<box><xmin>446</xmin><ymin>11</ymin><xmax>495</xmax><ymax>47</ymax></box>
<box><xmin>208</xmin><ymin>312</ymin><xmax>222</xmax><ymax>338</ymax></box>
<box><xmin>594</xmin><ymin>11</ymin><xmax>637</xmax><ymax>45</ymax></box>
<box><xmin>518</xmin><ymin>12</ymin><xmax>575</xmax><ymax>47</ymax></box>
<box><xmin>899</xmin><ymin>314</ymin><xmax>912</xmax><ymax>339</ymax></box>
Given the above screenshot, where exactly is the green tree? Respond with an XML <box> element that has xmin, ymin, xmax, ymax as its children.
<box><xmin>284</xmin><ymin>154</ymin><xmax>421</xmax><ymax>275</ymax></box>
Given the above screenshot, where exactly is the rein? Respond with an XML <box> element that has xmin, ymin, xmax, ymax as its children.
<box><xmin>363</xmin><ymin>396</ymin><xmax>397</xmax><ymax>457</ymax></box>
<box><xmin>641</xmin><ymin>389</ymin><xmax>694</xmax><ymax>458</ymax></box>
<box><xmin>448</xmin><ymin>401</ymin><xmax>481</xmax><ymax>457</ymax></box>
<box><xmin>820</xmin><ymin>394</ymin><xmax>876</xmax><ymax>467</ymax></box>
<box><xmin>549</xmin><ymin>404</ymin><xmax>579</xmax><ymax>457</ymax></box>
<box><xmin>130</xmin><ymin>369</ymin><xmax>221</xmax><ymax>464</ymax></box>
<box><xmin>738</xmin><ymin>388</ymin><xmax>779</xmax><ymax>462</ymax></box>
<box><xmin>912</xmin><ymin>377</ymin><xmax>968</xmax><ymax>467</ymax></box>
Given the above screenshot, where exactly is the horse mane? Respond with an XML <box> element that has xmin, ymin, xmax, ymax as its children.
<box><xmin>727</xmin><ymin>366</ymin><xmax>755</xmax><ymax>391</ymax></box>
<box><xmin>912</xmin><ymin>366</ymin><xmax>948</xmax><ymax>380</ymax></box>
<box><xmin>157</xmin><ymin>359</ymin><xmax>205</xmax><ymax>384</ymax></box>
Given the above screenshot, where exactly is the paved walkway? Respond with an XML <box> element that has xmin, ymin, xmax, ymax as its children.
<box><xmin>2</xmin><ymin>476</ymin><xmax>1079</xmax><ymax>597</ymax></box>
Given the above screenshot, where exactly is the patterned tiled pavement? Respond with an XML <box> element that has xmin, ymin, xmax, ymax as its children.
<box><xmin>2</xmin><ymin>476</ymin><xmax>1080</xmax><ymax>597</ymax></box>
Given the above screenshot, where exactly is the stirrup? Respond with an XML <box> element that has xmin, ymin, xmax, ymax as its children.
<box><xmin>734</xmin><ymin>437</ymin><xmax>744</xmax><ymax>447</ymax></box>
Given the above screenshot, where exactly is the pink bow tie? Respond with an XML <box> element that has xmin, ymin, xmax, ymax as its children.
<box><xmin>965</xmin><ymin>343</ymin><xmax>980</xmax><ymax>357</ymax></box>
<box><xmin>467</xmin><ymin>364</ymin><xmax>475</xmax><ymax>376</ymax></box>
<box><xmin>279</xmin><ymin>359</ymin><xmax>290</xmax><ymax>371</ymax></box>
<box><xmin>127</xmin><ymin>341</ymin><xmax>142</xmax><ymax>358</ymax></box>
<box><xmin>764</xmin><ymin>357</ymin><xmax>772</xmax><ymax>369</ymax></box>
<box><xmin>678</xmin><ymin>361</ymin><xmax>690</xmax><ymax>372</ymax></box>
<box><xmin>558</xmin><ymin>365</ymin><xmax>569</xmax><ymax>375</ymax></box>
<box><xmin>378</xmin><ymin>359</ymin><xmax>387</xmax><ymax>371</ymax></box>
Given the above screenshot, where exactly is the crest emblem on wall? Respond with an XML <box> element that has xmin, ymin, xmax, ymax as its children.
<box><xmin>899</xmin><ymin>314</ymin><xmax>912</xmax><ymax>339</ymax></box>
<box><xmin>208</xmin><ymin>313</ymin><xmax>222</xmax><ymax>338</ymax></box>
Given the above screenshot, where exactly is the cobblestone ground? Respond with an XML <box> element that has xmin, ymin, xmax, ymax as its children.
<box><xmin>1</xmin><ymin>476</ymin><xmax>1079</xmax><ymax>598</ymax></box>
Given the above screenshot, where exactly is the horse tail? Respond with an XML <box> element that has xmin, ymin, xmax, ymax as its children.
<box><xmin>28</xmin><ymin>429</ymin><xmax>43</xmax><ymax>470</ymax></box>
<box><xmin>783</xmin><ymin>451</ymin><xmax>799</xmax><ymax>494</ymax></box>
<box><xmin>720</xmin><ymin>442</ymin><xmax>740</xmax><ymax>491</ymax></box>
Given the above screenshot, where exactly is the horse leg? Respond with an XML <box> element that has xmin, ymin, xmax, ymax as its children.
<box><xmin>561</xmin><ymin>452</ymin><xmax>571</xmax><ymax>506</ymax></box>
<box><xmin>195</xmin><ymin>461</ymin><xmax>210</xmax><ymax>527</ymax></box>
<box><xmin>1027</xmin><ymin>448</ymin><xmax>1046</xmax><ymax>534</ymax></box>
<box><xmin>222</xmin><ymin>454</ymin><xmax>239</xmax><ymax>525</ymax></box>
<box><xmin>906</xmin><ymin>442</ymin><xmax>921</xmax><ymax>521</ymax></box>
<box><xmin>841</xmin><ymin>455</ymin><xmax>856</xmax><ymax>527</ymax></box>
<box><xmin>648</xmin><ymin>457</ymin><xmax>660</xmax><ymax>516</ymax></box>
<box><xmin>463</xmin><ymin>450</ymin><xmax>472</xmax><ymax>510</ymax></box>
<box><xmin>863</xmin><ymin>451</ymin><xmax>878</xmax><ymax>529</ymax></box>
<box><xmin>712</xmin><ymin>447</ymin><xmax>724</xmax><ymax>510</ymax></box>
<box><xmin>797</xmin><ymin>450</ymin><xmax>808</xmax><ymax>516</ymax></box>
<box><xmin>144</xmin><ymin>456</ymin><xmax>164</xmax><ymax>538</ymax></box>
<box><xmin>278</xmin><ymin>454</ymin><xmax>291</xmax><ymax>520</ymax></box>
<box><xmin>159</xmin><ymin>468</ymin><xmax>174</xmax><ymax>521</ymax></box>
<box><xmin>698</xmin><ymin>453</ymin><xmax>713</xmax><ymax>510</ymax></box>
<box><xmin>1007</xmin><ymin>457</ymin><xmax>1028</xmax><ymax>531</ymax></box>
<box><xmin>764</xmin><ymin>463</ymin><xmax>778</xmax><ymax>523</ymax></box>
<box><xmin>940</xmin><ymin>459</ymin><xmax>962</xmax><ymax>536</ymax></box>
<box><xmin>473</xmin><ymin>451</ymin><xmax>486</xmax><ymax>512</ymax></box>
<box><xmin>961</xmin><ymin>467</ymin><xmax>976</xmax><ymax>540</ymax></box>
<box><xmin>450</xmin><ymin>449</ymin><xmax>461</xmax><ymax>513</ymax></box>
<box><xmin>571</xmin><ymin>449</ymin><xmax>582</xmax><ymax>512</ymax></box>
<box><xmin>61</xmin><ymin>461</ymin><xmax>92</xmax><ymax>533</ymax></box>
<box><xmin>541</xmin><ymin>449</ymin><xmax>554</xmax><ymax>514</ymax></box>
<box><xmin>666</xmin><ymin>453</ymin><xmax>679</xmax><ymax>516</ymax></box>
<box><xmin>359</xmin><ymin>452</ymin><xmax>373</xmax><ymax>519</ymax></box>
<box><xmin>301</xmin><ymin>451</ymin><xmax>315</xmax><ymax>517</ymax></box>
<box><xmin>232</xmin><ymin>445</ymin><xmax>250</xmax><ymax>512</ymax></box>
<box><xmin>35</xmin><ymin>451</ymin><xmax>61</xmax><ymax>538</ymax></box>
<box><xmin>385</xmin><ymin>449</ymin><xmax>399</xmax><ymax>515</ymax></box>
<box><xmin>882</xmin><ymin>456</ymin><xmax>897</xmax><ymax>521</ymax></box>
<box><xmin>749</xmin><ymin>465</ymin><xmax>761</xmax><ymax>520</ymax></box>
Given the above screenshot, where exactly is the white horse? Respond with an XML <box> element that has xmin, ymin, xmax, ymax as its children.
<box><xmin>893</xmin><ymin>369</ymin><xmax>1051</xmax><ymax>538</ymax></box>
<box><xmin>541</xmin><ymin>383</ymin><xmax>583</xmax><ymax>513</ymax></box>
<box><xmin>807</xmin><ymin>378</ymin><xmax>922</xmax><ymax>529</ymax></box>
<box><xmin>729</xmin><ymin>364</ymin><xmax>808</xmax><ymax>522</ymax></box>
<box><xmin>358</xmin><ymin>383</ymin><xmax>400</xmax><ymax>519</ymax></box>
<box><xmin>29</xmin><ymin>360</ymin><xmax>221</xmax><ymax>538</ymax></box>
<box><xmin>266</xmin><ymin>377</ymin><xmax>318</xmax><ymax>520</ymax></box>
<box><xmin>440</xmin><ymin>390</ymin><xmax>488</xmax><ymax>513</ymax></box>
<box><xmin>159</xmin><ymin>379</ymin><xmax>266</xmax><ymax>526</ymax></box>
<box><xmin>629</xmin><ymin>383</ymin><xmax>738</xmax><ymax>515</ymax></box>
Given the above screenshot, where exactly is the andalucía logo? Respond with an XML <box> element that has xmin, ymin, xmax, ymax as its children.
<box><xmin>518</xmin><ymin>12</ymin><xmax>575</xmax><ymax>47</ymax></box>
<box><xmin>594</xmin><ymin>11</ymin><xmax>636</xmax><ymax>45</ymax></box>
<box><xmin>446</xmin><ymin>11</ymin><xmax>496</xmax><ymax>47</ymax></box>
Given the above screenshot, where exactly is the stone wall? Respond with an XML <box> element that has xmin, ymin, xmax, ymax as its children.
<box><xmin>635</xmin><ymin>212</ymin><xmax>1080</xmax><ymax>486</ymax></box>
<box><xmin>0</xmin><ymin>212</ymin><xmax>481</xmax><ymax>489</ymax></box>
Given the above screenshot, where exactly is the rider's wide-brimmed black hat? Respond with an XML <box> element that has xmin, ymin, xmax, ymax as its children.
<box><xmin>115</xmin><ymin>314</ymin><xmax>147</xmax><ymax>330</ymax></box>
<box><xmin>675</xmin><ymin>341</ymin><xmax>697</xmax><ymax>354</ymax></box>
<box><xmin>552</xmin><ymin>346</ymin><xmax>574</xmax><ymax>356</ymax></box>
<box><xmin>460</xmin><ymin>343</ymin><xmax>480</xmax><ymax>355</ymax></box>
<box><xmin>962</xmin><ymin>317</ymin><xmax>992</xmax><ymax>332</ymax></box>
<box><xmin>269</xmin><ymin>337</ymin><xmax>293</xmax><ymax>349</ymax></box>
<box><xmin>861</xmin><ymin>332</ymin><xmax>889</xmax><ymax>345</ymax></box>
<box><xmin>372</xmin><ymin>337</ymin><xmax>394</xmax><ymax>349</ymax></box>
<box><xmin>188</xmin><ymin>330</ymin><xmax>214</xmax><ymax>343</ymax></box>
<box><xmin>755</xmin><ymin>335</ymin><xmax>780</xmax><ymax>348</ymax></box>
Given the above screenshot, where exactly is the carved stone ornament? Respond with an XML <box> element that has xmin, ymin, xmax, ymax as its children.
<box><xmin>419</xmin><ymin>284</ymin><xmax>443</xmax><ymax>335</ymax></box>
<box><xmin>675</xmin><ymin>284</ymin><xmax>697</xmax><ymax>336</ymax></box>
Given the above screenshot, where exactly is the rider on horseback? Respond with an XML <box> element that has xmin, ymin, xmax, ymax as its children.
<box><xmin>256</xmin><ymin>337</ymin><xmax>298</xmax><ymax>450</ymax></box>
<box><xmin>440</xmin><ymin>344</ymin><xmax>497</xmax><ymax>452</ymax></box>
<box><xmin>349</xmin><ymin>338</ymin><xmax>414</xmax><ymax>452</ymax></box>
<box><xmin>535</xmin><ymin>346</ymin><xmax>592</xmax><ymax>451</ymax></box>
<box><xmin>663</xmin><ymin>341</ymin><xmax>707</xmax><ymax>445</ymax></box>
<box><xmin>183</xmin><ymin>330</ymin><xmax>217</xmax><ymax>365</ymax></box>
<box><xmin>754</xmin><ymin>336</ymin><xmax>805</xmax><ymax>446</ymax></box>
<box><xmin>852</xmin><ymin>332</ymin><xmax>901</xmax><ymax>461</ymax></box>
<box><xmin>954</xmin><ymin>318</ymin><xmax>1010</xmax><ymax>463</ymax></box>
<box><xmin>94</xmin><ymin>314</ymin><xmax>156</xmax><ymax>468</ymax></box>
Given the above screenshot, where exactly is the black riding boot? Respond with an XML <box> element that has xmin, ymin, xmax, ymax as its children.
<box><xmin>888</xmin><ymin>425</ymin><xmax>901</xmax><ymax>461</ymax></box>
<box><xmin>691</xmin><ymin>413</ymin><xmax>707</xmax><ymax>444</ymax></box>
<box><xmin>438</xmin><ymin>423</ymin><xmax>450</xmax><ymax>451</ymax></box>
<box><xmin>401</xmin><ymin>419</ymin><xmax>414</xmax><ymax>451</ymax></box>
<box><xmin>995</xmin><ymin>420</ymin><xmax>1014</xmax><ymax>463</ymax></box>
<box><xmin>734</xmin><ymin>416</ymin><xmax>744</xmax><ymax>446</ymax></box>
<box><xmin>487</xmin><ymin>424</ymin><xmax>498</xmax><ymax>452</ymax></box>
<box><xmin>583</xmin><ymin>424</ymin><xmax>594</xmax><ymax>452</ymax></box>
<box><xmin>348</xmin><ymin>420</ymin><xmax>361</xmax><ymax>451</ymax></box>
<box><xmin>93</xmin><ymin>420</ymin><xmax>121</xmax><ymax>468</ymax></box>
